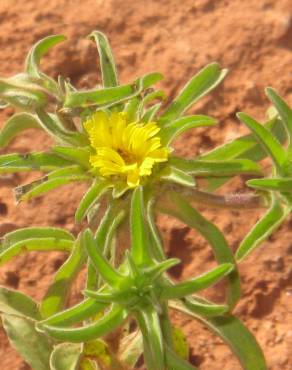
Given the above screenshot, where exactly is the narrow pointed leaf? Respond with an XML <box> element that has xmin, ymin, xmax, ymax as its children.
<box><xmin>64</xmin><ymin>73</ymin><xmax>162</xmax><ymax>108</ymax></box>
<box><xmin>0</xmin><ymin>152</ymin><xmax>73</xmax><ymax>173</ymax></box>
<box><xmin>41</xmin><ymin>306</ymin><xmax>126</xmax><ymax>342</ymax></box>
<box><xmin>169</xmin><ymin>157</ymin><xmax>262</xmax><ymax>176</ymax></box>
<box><xmin>83</xmin><ymin>290</ymin><xmax>116</xmax><ymax>303</ymax></box>
<box><xmin>40</xmin><ymin>298</ymin><xmax>107</xmax><ymax>327</ymax></box>
<box><xmin>143</xmin><ymin>90</ymin><xmax>166</xmax><ymax>106</ymax></box>
<box><xmin>0</xmin><ymin>112</ymin><xmax>41</xmax><ymax>148</ymax></box>
<box><xmin>170</xmin><ymin>296</ymin><xmax>228</xmax><ymax>317</ymax></box>
<box><xmin>0</xmin><ymin>238</ymin><xmax>73</xmax><ymax>266</ymax></box>
<box><xmin>236</xmin><ymin>197</ymin><xmax>288</xmax><ymax>261</ymax></box>
<box><xmin>87</xmin><ymin>203</ymin><xmax>125</xmax><ymax>289</ymax></box>
<box><xmin>266</xmin><ymin>87</ymin><xmax>292</xmax><ymax>147</ymax></box>
<box><xmin>247</xmin><ymin>177</ymin><xmax>292</xmax><ymax>192</ymax></box>
<box><xmin>76</xmin><ymin>180</ymin><xmax>111</xmax><ymax>223</ymax></box>
<box><xmin>82</xmin><ymin>229</ymin><xmax>122</xmax><ymax>286</ymax></box>
<box><xmin>0</xmin><ymin>286</ymin><xmax>40</xmax><ymax>319</ymax></box>
<box><xmin>2</xmin><ymin>314</ymin><xmax>52</xmax><ymax>370</ymax></box>
<box><xmin>165</xmin><ymin>346</ymin><xmax>198</xmax><ymax>370</ymax></box>
<box><xmin>95</xmin><ymin>203</ymin><xmax>125</xmax><ymax>254</ymax></box>
<box><xmin>203</xmin><ymin>315</ymin><xmax>267</xmax><ymax>370</ymax></box>
<box><xmin>0</xmin><ymin>76</ymin><xmax>47</xmax><ymax>110</ymax></box>
<box><xmin>145</xmin><ymin>196</ymin><xmax>166</xmax><ymax>261</ymax></box>
<box><xmin>36</xmin><ymin>109</ymin><xmax>87</xmax><ymax>146</ymax></box>
<box><xmin>237</xmin><ymin>112</ymin><xmax>287</xmax><ymax>173</ymax></box>
<box><xmin>147</xmin><ymin>258</ymin><xmax>180</xmax><ymax>281</ymax></box>
<box><xmin>160</xmin><ymin>166</ymin><xmax>196</xmax><ymax>187</ymax></box>
<box><xmin>50</xmin><ymin>343</ymin><xmax>82</xmax><ymax>370</ymax></box>
<box><xmin>25</xmin><ymin>34</ymin><xmax>66</xmax><ymax>96</ymax></box>
<box><xmin>53</xmin><ymin>146</ymin><xmax>91</xmax><ymax>168</ymax></box>
<box><xmin>161</xmin><ymin>263</ymin><xmax>233</xmax><ymax>299</ymax></box>
<box><xmin>159</xmin><ymin>63</ymin><xmax>227</xmax><ymax>124</ymax></box>
<box><xmin>89</xmin><ymin>31</ymin><xmax>118</xmax><ymax>87</ymax></box>
<box><xmin>142</xmin><ymin>103</ymin><xmax>162</xmax><ymax>123</ymax></box>
<box><xmin>130</xmin><ymin>187</ymin><xmax>151</xmax><ymax>265</ymax></box>
<box><xmin>15</xmin><ymin>169</ymin><xmax>89</xmax><ymax>202</ymax></box>
<box><xmin>124</xmin><ymin>97</ymin><xmax>142</xmax><ymax>122</ymax></box>
<box><xmin>199</xmin><ymin>117</ymin><xmax>286</xmax><ymax>191</ymax></box>
<box><xmin>159</xmin><ymin>192</ymin><xmax>240</xmax><ymax>308</ymax></box>
<box><xmin>1</xmin><ymin>226</ymin><xmax>74</xmax><ymax>250</ymax></box>
<box><xmin>40</xmin><ymin>239</ymin><xmax>86</xmax><ymax>318</ymax></box>
<box><xmin>160</xmin><ymin>115</ymin><xmax>217</xmax><ymax>145</ymax></box>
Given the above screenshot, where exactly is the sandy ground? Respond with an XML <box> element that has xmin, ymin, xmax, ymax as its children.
<box><xmin>0</xmin><ymin>0</ymin><xmax>292</xmax><ymax>369</ymax></box>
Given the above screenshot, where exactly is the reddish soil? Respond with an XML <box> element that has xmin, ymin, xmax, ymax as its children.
<box><xmin>0</xmin><ymin>0</ymin><xmax>292</xmax><ymax>369</ymax></box>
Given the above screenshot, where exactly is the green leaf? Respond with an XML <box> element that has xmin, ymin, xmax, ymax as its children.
<box><xmin>147</xmin><ymin>258</ymin><xmax>180</xmax><ymax>281</ymax></box>
<box><xmin>130</xmin><ymin>187</ymin><xmax>151</xmax><ymax>265</ymax></box>
<box><xmin>25</xmin><ymin>34</ymin><xmax>66</xmax><ymax>96</ymax></box>
<box><xmin>142</xmin><ymin>103</ymin><xmax>162</xmax><ymax>123</ymax></box>
<box><xmin>0</xmin><ymin>238</ymin><xmax>74</xmax><ymax>267</ymax></box>
<box><xmin>266</xmin><ymin>87</ymin><xmax>292</xmax><ymax>149</ymax></box>
<box><xmin>201</xmin><ymin>117</ymin><xmax>286</xmax><ymax>162</ymax></box>
<box><xmin>170</xmin><ymin>296</ymin><xmax>228</xmax><ymax>317</ymax></box>
<box><xmin>135</xmin><ymin>308</ymin><xmax>165</xmax><ymax>370</ymax></box>
<box><xmin>143</xmin><ymin>90</ymin><xmax>166</xmax><ymax>106</ymax></box>
<box><xmin>15</xmin><ymin>167</ymin><xmax>89</xmax><ymax>202</ymax></box>
<box><xmin>160</xmin><ymin>115</ymin><xmax>217</xmax><ymax>146</ymax></box>
<box><xmin>96</xmin><ymin>208</ymin><xmax>125</xmax><ymax>257</ymax></box>
<box><xmin>1</xmin><ymin>226</ymin><xmax>74</xmax><ymax>250</ymax></box>
<box><xmin>161</xmin><ymin>263</ymin><xmax>233</xmax><ymax>299</ymax></box>
<box><xmin>169</xmin><ymin>157</ymin><xmax>262</xmax><ymax>176</ymax></box>
<box><xmin>236</xmin><ymin>196</ymin><xmax>288</xmax><ymax>261</ymax></box>
<box><xmin>202</xmin><ymin>315</ymin><xmax>267</xmax><ymax>370</ymax></box>
<box><xmin>53</xmin><ymin>146</ymin><xmax>91</xmax><ymax>168</ymax></box>
<box><xmin>36</xmin><ymin>109</ymin><xmax>88</xmax><ymax>146</ymax></box>
<box><xmin>50</xmin><ymin>343</ymin><xmax>82</xmax><ymax>370</ymax></box>
<box><xmin>2</xmin><ymin>314</ymin><xmax>52</xmax><ymax>370</ymax></box>
<box><xmin>159</xmin><ymin>63</ymin><xmax>227</xmax><ymax>124</ymax></box>
<box><xmin>82</xmin><ymin>229</ymin><xmax>122</xmax><ymax>287</ymax></box>
<box><xmin>41</xmin><ymin>306</ymin><xmax>127</xmax><ymax>342</ymax></box>
<box><xmin>75</xmin><ymin>180</ymin><xmax>111</xmax><ymax>223</ymax></box>
<box><xmin>40</xmin><ymin>298</ymin><xmax>107</xmax><ymax>327</ymax></box>
<box><xmin>199</xmin><ymin>117</ymin><xmax>286</xmax><ymax>191</ymax></box>
<box><xmin>0</xmin><ymin>152</ymin><xmax>72</xmax><ymax>173</ymax></box>
<box><xmin>89</xmin><ymin>31</ymin><xmax>118</xmax><ymax>88</ymax></box>
<box><xmin>247</xmin><ymin>177</ymin><xmax>292</xmax><ymax>192</ymax></box>
<box><xmin>124</xmin><ymin>97</ymin><xmax>142</xmax><ymax>122</ymax></box>
<box><xmin>40</xmin><ymin>239</ymin><xmax>86</xmax><ymax>318</ymax></box>
<box><xmin>0</xmin><ymin>286</ymin><xmax>40</xmax><ymax>319</ymax></box>
<box><xmin>64</xmin><ymin>72</ymin><xmax>163</xmax><ymax>108</ymax></box>
<box><xmin>0</xmin><ymin>75</ymin><xmax>47</xmax><ymax>110</ymax></box>
<box><xmin>0</xmin><ymin>112</ymin><xmax>41</xmax><ymax>148</ymax></box>
<box><xmin>160</xmin><ymin>166</ymin><xmax>196</xmax><ymax>187</ymax></box>
<box><xmin>160</xmin><ymin>192</ymin><xmax>240</xmax><ymax>308</ymax></box>
<box><xmin>145</xmin><ymin>196</ymin><xmax>166</xmax><ymax>261</ymax></box>
<box><xmin>165</xmin><ymin>346</ymin><xmax>198</xmax><ymax>370</ymax></box>
<box><xmin>237</xmin><ymin>112</ymin><xmax>287</xmax><ymax>174</ymax></box>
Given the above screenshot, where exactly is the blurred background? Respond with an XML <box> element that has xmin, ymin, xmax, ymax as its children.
<box><xmin>0</xmin><ymin>0</ymin><xmax>291</xmax><ymax>369</ymax></box>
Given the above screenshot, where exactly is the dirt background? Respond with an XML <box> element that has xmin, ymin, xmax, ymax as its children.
<box><xmin>0</xmin><ymin>0</ymin><xmax>292</xmax><ymax>369</ymax></box>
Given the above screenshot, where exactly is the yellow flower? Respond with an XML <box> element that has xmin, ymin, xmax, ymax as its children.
<box><xmin>84</xmin><ymin>111</ymin><xmax>169</xmax><ymax>187</ymax></box>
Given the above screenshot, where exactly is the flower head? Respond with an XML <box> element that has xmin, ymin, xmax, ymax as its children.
<box><xmin>84</xmin><ymin>111</ymin><xmax>169</xmax><ymax>187</ymax></box>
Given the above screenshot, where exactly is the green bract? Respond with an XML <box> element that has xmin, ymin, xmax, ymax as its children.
<box><xmin>0</xmin><ymin>31</ymin><xmax>291</xmax><ymax>370</ymax></box>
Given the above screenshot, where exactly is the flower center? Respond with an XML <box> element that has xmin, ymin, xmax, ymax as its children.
<box><xmin>84</xmin><ymin>111</ymin><xmax>169</xmax><ymax>187</ymax></box>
